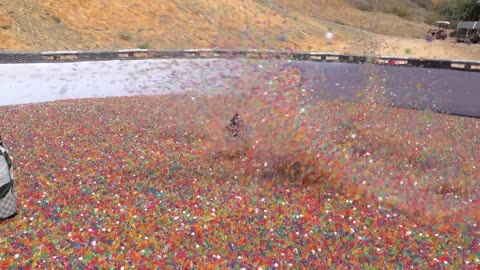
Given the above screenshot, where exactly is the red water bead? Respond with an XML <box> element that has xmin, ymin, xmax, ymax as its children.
<box><xmin>61</xmin><ymin>223</ymin><xmax>74</xmax><ymax>233</ymax></box>
<box><xmin>85</xmin><ymin>259</ymin><xmax>100</xmax><ymax>269</ymax></box>
<box><xmin>427</xmin><ymin>260</ymin><xmax>442</xmax><ymax>269</ymax></box>
<box><xmin>145</xmin><ymin>202</ymin><xmax>156</xmax><ymax>212</ymax></box>
<box><xmin>438</xmin><ymin>254</ymin><xmax>450</xmax><ymax>264</ymax></box>
<box><xmin>70</xmin><ymin>232</ymin><xmax>87</xmax><ymax>243</ymax></box>
<box><xmin>0</xmin><ymin>260</ymin><xmax>13</xmax><ymax>269</ymax></box>
<box><xmin>44</xmin><ymin>242</ymin><xmax>56</xmax><ymax>254</ymax></box>
<box><xmin>437</xmin><ymin>223</ymin><xmax>454</xmax><ymax>234</ymax></box>
<box><xmin>238</xmin><ymin>235</ymin><xmax>248</xmax><ymax>246</ymax></box>
<box><xmin>123</xmin><ymin>252</ymin><xmax>141</xmax><ymax>266</ymax></box>
<box><xmin>193</xmin><ymin>226</ymin><xmax>205</xmax><ymax>242</ymax></box>
<box><xmin>175</xmin><ymin>251</ymin><xmax>188</xmax><ymax>262</ymax></box>
<box><xmin>300</xmin><ymin>213</ymin><xmax>314</xmax><ymax>223</ymax></box>
<box><xmin>382</xmin><ymin>234</ymin><xmax>395</xmax><ymax>246</ymax></box>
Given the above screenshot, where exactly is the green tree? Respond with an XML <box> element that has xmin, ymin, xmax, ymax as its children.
<box><xmin>437</xmin><ymin>0</ymin><xmax>480</xmax><ymax>21</ymax></box>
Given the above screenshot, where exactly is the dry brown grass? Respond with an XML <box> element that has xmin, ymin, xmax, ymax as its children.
<box><xmin>1</xmin><ymin>0</ymin><xmax>479</xmax><ymax>59</ymax></box>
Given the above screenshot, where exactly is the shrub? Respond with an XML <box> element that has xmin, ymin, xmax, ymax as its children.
<box><xmin>391</xmin><ymin>5</ymin><xmax>412</xmax><ymax>19</ymax></box>
<box><xmin>437</xmin><ymin>0</ymin><xmax>480</xmax><ymax>21</ymax></box>
<box><xmin>138</xmin><ymin>42</ymin><xmax>151</xmax><ymax>49</ymax></box>
<box><xmin>412</xmin><ymin>0</ymin><xmax>433</xmax><ymax>9</ymax></box>
<box><xmin>425</xmin><ymin>11</ymin><xmax>442</xmax><ymax>25</ymax></box>
<box><xmin>119</xmin><ymin>32</ymin><xmax>132</xmax><ymax>41</ymax></box>
<box><xmin>353</xmin><ymin>0</ymin><xmax>375</xmax><ymax>12</ymax></box>
<box><xmin>52</xmin><ymin>16</ymin><xmax>62</xmax><ymax>24</ymax></box>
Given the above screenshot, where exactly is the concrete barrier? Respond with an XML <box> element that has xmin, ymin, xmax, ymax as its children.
<box><xmin>1</xmin><ymin>49</ymin><xmax>479</xmax><ymax>72</ymax></box>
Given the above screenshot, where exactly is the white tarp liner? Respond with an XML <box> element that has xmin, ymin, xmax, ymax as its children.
<box><xmin>0</xmin><ymin>59</ymin><xmax>248</xmax><ymax>106</ymax></box>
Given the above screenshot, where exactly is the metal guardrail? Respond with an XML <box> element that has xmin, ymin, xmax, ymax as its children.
<box><xmin>0</xmin><ymin>49</ymin><xmax>480</xmax><ymax>72</ymax></box>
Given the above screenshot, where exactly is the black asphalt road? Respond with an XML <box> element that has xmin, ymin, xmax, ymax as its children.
<box><xmin>290</xmin><ymin>61</ymin><xmax>480</xmax><ymax>118</ymax></box>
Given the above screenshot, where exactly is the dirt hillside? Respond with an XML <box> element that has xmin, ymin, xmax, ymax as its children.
<box><xmin>0</xmin><ymin>0</ymin><xmax>479</xmax><ymax>59</ymax></box>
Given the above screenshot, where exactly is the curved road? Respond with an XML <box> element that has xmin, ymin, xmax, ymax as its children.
<box><xmin>0</xmin><ymin>58</ymin><xmax>479</xmax><ymax>118</ymax></box>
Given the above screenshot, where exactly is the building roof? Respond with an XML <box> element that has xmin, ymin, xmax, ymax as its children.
<box><xmin>457</xmin><ymin>21</ymin><xmax>480</xmax><ymax>29</ymax></box>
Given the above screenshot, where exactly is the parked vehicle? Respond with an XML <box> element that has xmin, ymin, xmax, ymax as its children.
<box><xmin>427</xmin><ymin>21</ymin><xmax>450</xmax><ymax>40</ymax></box>
<box><xmin>456</xmin><ymin>21</ymin><xmax>480</xmax><ymax>43</ymax></box>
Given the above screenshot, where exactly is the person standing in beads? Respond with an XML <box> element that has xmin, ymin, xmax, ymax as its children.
<box><xmin>227</xmin><ymin>113</ymin><xmax>241</xmax><ymax>137</ymax></box>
